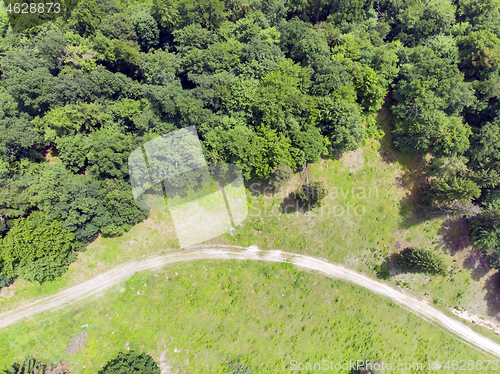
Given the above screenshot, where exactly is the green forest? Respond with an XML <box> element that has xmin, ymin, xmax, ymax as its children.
<box><xmin>0</xmin><ymin>0</ymin><xmax>499</xmax><ymax>285</ymax></box>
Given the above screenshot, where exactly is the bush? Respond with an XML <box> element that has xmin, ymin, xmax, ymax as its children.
<box><xmin>2</xmin><ymin>356</ymin><xmax>45</xmax><ymax>374</ymax></box>
<box><xmin>397</xmin><ymin>247</ymin><xmax>447</xmax><ymax>275</ymax></box>
<box><xmin>295</xmin><ymin>181</ymin><xmax>327</xmax><ymax>208</ymax></box>
<box><xmin>0</xmin><ymin>273</ymin><xmax>14</xmax><ymax>288</ymax></box>
<box><xmin>99</xmin><ymin>350</ymin><xmax>160</xmax><ymax>374</ymax></box>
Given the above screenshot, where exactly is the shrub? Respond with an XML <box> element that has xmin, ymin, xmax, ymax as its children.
<box><xmin>0</xmin><ymin>274</ymin><xmax>13</xmax><ymax>288</ymax></box>
<box><xmin>99</xmin><ymin>350</ymin><xmax>160</xmax><ymax>374</ymax></box>
<box><xmin>397</xmin><ymin>247</ymin><xmax>447</xmax><ymax>275</ymax></box>
<box><xmin>295</xmin><ymin>181</ymin><xmax>327</xmax><ymax>208</ymax></box>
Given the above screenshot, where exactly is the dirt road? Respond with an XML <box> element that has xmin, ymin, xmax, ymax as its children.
<box><xmin>1</xmin><ymin>245</ymin><xmax>500</xmax><ymax>358</ymax></box>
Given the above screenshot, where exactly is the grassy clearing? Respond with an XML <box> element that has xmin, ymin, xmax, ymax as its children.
<box><xmin>223</xmin><ymin>105</ymin><xmax>498</xmax><ymax>333</ymax></box>
<box><xmin>0</xmin><ymin>210</ymin><xmax>181</xmax><ymax>311</ymax></box>
<box><xmin>0</xmin><ymin>260</ymin><xmax>491</xmax><ymax>373</ymax></box>
<box><xmin>1</xmin><ymin>103</ymin><xmax>497</xmax><ymax>344</ymax></box>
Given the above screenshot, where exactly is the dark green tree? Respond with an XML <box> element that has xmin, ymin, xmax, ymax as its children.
<box><xmin>397</xmin><ymin>247</ymin><xmax>447</xmax><ymax>275</ymax></box>
<box><xmin>98</xmin><ymin>350</ymin><xmax>160</xmax><ymax>374</ymax></box>
<box><xmin>67</xmin><ymin>0</ymin><xmax>108</xmax><ymax>37</ymax></box>
<box><xmin>172</xmin><ymin>23</ymin><xmax>218</xmax><ymax>52</ymax></box>
<box><xmin>0</xmin><ymin>115</ymin><xmax>43</xmax><ymax>162</ymax></box>
<box><xmin>28</xmin><ymin>165</ymin><xmax>110</xmax><ymax>242</ymax></box>
<box><xmin>99</xmin><ymin>179</ymin><xmax>148</xmax><ymax>237</ymax></box>
<box><xmin>99</xmin><ymin>13</ymin><xmax>138</xmax><ymax>42</ymax></box>
<box><xmin>52</xmin><ymin>176</ymin><xmax>111</xmax><ymax>242</ymax></box>
<box><xmin>178</xmin><ymin>0</ymin><xmax>227</xmax><ymax>30</ymax></box>
<box><xmin>152</xmin><ymin>0</ymin><xmax>180</xmax><ymax>32</ymax></box>
<box><xmin>457</xmin><ymin>0</ymin><xmax>500</xmax><ymax>36</ymax></box>
<box><xmin>318</xmin><ymin>97</ymin><xmax>365</xmax><ymax>153</ymax></box>
<box><xmin>291</xmin><ymin>124</ymin><xmax>328</xmax><ymax>168</ymax></box>
<box><xmin>35</xmin><ymin>27</ymin><xmax>67</xmax><ymax>72</ymax></box>
<box><xmin>393</xmin><ymin>0</ymin><xmax>456</xmax><ymax>47</ymax></box>
<box><xmin>422</xmin><ymin>176</ymin><xmax>481</xmax><ymax>204</ymax></box>
<box><xmin>0</xmin><ymin>211</ymin><xmax>83</xmax><ymax>283</ymax></box>
<box><xmin>0</xmin><ymin>160</ymin><xmax>43</xmax><ymax>220</ymax></box>
<box><xmin>468</xmin><ymin>122</ymin><xmax>500</xmax><ymax>169</ymax></box>
<box><xmin>204</xmin><ymin>122</ymin><xmax>296</xmax><ymax>180</ymax></box>
<box><xmin>469</xmin><ymin>209</ymin><xmax>500</xmax><ymax>253</ymax></box>
<box><xmin>137</xmin><ymin>50</ymin><xmax>180</xmax><ymax>86</ymax></box>
<box><xmin>278</xmin><ymin>18</ymin><xmax>330</xmax><ymax>66</ymax></box>
<box><xmin>458</xmin><ymin>29</ymin><xmax>500</xmax><ymax>79</ymax></box>
<box><xmin>35</xmin><ymin>102</ymin><xmax>112</xmax><ymax>142</ymax></box>
<box><xmin>86</xmin><ymin>129</ymin><xmax>137</xmax><ymax>179</ymax></box>
<box><xmin>240</xmin><ymin>35</ymin><xmax>285</xmax><ymax>79</ymax></box>
<box><xmin>132</xmin><ymin>10</ymin><xmax>160</xmax><ymax>52</ymax></box>
<box><xmin>56</xmin><ymin>133</ymin><xmax>89</xmax><ymax>174</ymax></box>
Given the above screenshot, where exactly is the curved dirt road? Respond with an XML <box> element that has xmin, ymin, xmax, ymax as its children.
<box><xmin>1</xmin><ymin>245</ymin><xmax>500</xmax><ymax>358</ymax></box>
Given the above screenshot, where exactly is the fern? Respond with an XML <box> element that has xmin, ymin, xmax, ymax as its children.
<box><xmin>65</xmin><ymin>330</ymin><xmax>88</xmax><ymax>355</ymax></box>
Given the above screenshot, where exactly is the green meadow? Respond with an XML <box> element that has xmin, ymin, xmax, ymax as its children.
<box><xmin>1</xmin><ymin>107</ymin><xmax>499</xmax><ymax>373</ymax></box>
<box><xmin>0</xmin><ymin>260</ymin><xmax>492</xmax><ymax>373</ymax></box>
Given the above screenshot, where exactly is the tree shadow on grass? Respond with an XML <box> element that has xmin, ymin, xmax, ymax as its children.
<box><xmin>245</xmin><ymin>180</ymin><xmax>273</xmax><ymax>198</ymax></box>
<box><xmin>374</xmin><ymin>100</ymin><xmax>431</xmax><ymax>229</ymax></box>
<box><xmin>396</xmin><ymin>152</ymin><xmax>431</xmax><ymax>229</ymax></box>
<box><xmin>320</xmin><ymin>151</ymin><xmax>344</xmax><ymax>162</ymax></box>
<box><xmin>397</xmin><ymin>194</ymin><xmax>430</xmax><ymax>230</ymax></box>
<box><xmin>463</xmin><ymin>249</ymin><xmax>491</xmax><ymax>282</ymax></box>
<box><xmin>439</xmin><ymin>217</ymin><xmax>472</xmax><ymax>251</ymax></box>
<box><xmin>376</xmin><ymin>104</ymin><xmax>399</xmax><ymax>165</ymax></box>
<box><xmin>279</xmin><ymin>191</ymin><xmax>320</xmax><ymax>215</ymax></box>
<box><xmin>376</xmin><ymin>253</ymin><xmax>401</xmax><ymax>279</ymax></box>
<box><xmin>279</xmin><ymin>191</ymin><xmax>311</xmax><ymax>214</ymax></box>
<box><xmin>483</xmin><ymin>272</ymin><xmax>500</xmax><ymax>321</ymax></box>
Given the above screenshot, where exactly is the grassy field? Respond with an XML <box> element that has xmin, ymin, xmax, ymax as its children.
<box><xmin>0</xmin><ymin>260</ymin><xmax>493</xmax><ymax>373</ymax></box>
<box><xmin>1</xmin><ymin>103</ymin><xmax>499</xmax><ymax>371</ymax></box>
<box><xmin>223</xmin><ymin>106</ymin><xmax>496</xmax><ymax>325</ymax></box>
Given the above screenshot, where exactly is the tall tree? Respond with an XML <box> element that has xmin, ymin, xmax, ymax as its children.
<box><xmin>317</xmin><ymin>97</ymin><xmax>365</xmax><ymax>153</ymax></box>
<box><xmin>132</xmin><ymin>9</ymin><xmax>160</xmax><ymax>52</ymax></box>
<box><xmin>397</xmin><ymin>247</ymin><xmax>447</xmax><ymax>275</ymax></box>
<box><xmin>469</xmin><ymin>209</ymin><xmax>500</xmax><ymax>253</ymax></box>
<box><xmin>0</xmin><ymin>211</ymin><xmax>83</xmax><ymax>283</ymax></box>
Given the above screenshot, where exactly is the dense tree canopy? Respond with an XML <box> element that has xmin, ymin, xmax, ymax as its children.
<box><xmin>0</xmin><ymin>0</ymin><xmax>499</xmax><ymax>280</ymax></box>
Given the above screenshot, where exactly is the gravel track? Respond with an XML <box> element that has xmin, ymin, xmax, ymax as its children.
<box><xmin>1</xmin><ymin>245</ymin><xmax>500</xmax><ymax>358</ymax></box>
